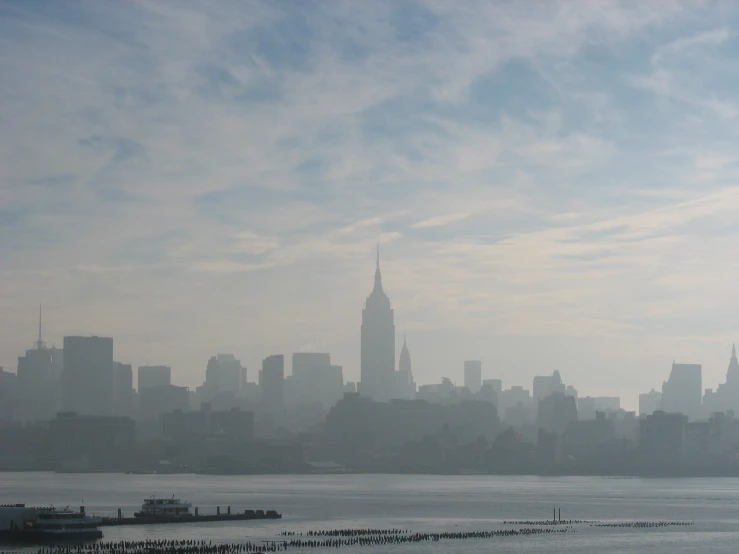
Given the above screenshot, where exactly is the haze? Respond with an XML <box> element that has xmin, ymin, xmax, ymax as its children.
<box><xmin>2</xmin><ymin>1</ymin><xmax>739</xmax><ymax>410</ymax></box>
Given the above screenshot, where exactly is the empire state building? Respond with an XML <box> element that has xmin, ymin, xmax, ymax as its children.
<box><xmin>359</xmin><ymin>247</ymin><xmax>396</xmax><ymax>401</ymax></box>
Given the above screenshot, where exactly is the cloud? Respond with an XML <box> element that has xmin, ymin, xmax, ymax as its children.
<box><xmin>412</xmin><ymin>213</ymin><xmax>471</xmax><ymax>229</ymax></box>
<box><xmin>2</xmin><ymin>0</ymin><xmax>739</xmax><ymax>407</ymax></box>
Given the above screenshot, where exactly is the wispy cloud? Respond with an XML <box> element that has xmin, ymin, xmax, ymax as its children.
<box><xmin>2</xmin><ymin>1</ymin><xmax>739</xmax><ymax>405</ymax></box>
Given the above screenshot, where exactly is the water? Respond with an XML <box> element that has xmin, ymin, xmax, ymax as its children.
<box><xmin>2</xmin><ymin>472</ymin><xmax>739</xmax><ymax>552</ymax></box>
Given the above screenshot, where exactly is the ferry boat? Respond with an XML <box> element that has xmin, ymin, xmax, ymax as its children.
<box><xmin>0</xmin><ymin>505</ymin><xmax>103</xmax><ymax>541</ymax></box>
<box><xmin>134</xmin><ymin>496</ymin><xmax>193</xmax><ymax>518</ymax></box>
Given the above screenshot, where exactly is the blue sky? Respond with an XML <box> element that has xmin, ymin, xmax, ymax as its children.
<box><xmin>2</xmin><ymin>0</ymin><xmax>739</xmax><ymax>408</ymax></box>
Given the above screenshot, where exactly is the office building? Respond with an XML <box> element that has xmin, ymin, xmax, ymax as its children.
<box><xmin>578</xmin><ymin>396</ymin><xmax>620</xmax><ymax>421</ymax></box>
<box><xmin>290</xmin><ymin>353</ymin><xmax>344</xmax><ymax>409</ymax></box>
<box><xmin>662</xmin><ymin>363</ymin><xmax>702</xmax><ymax>420</ymax></box>
<box><xmin>395</xmin><ymin>335</ymin><xmax>416</xmax><ymax>399</ymax></box>
<box><xmin>139</xmin><ymin>384</ymin><xmax>190</xmax><ymax>422</ymax></box>
<box><xmin>62</xmin><ymin>336</ymin><xmax>114</xmax><ymax>416</ymax></box>
<box><xmin>464</xmin><ymin>361</ymin><xmax>482</xmax><ymax>393</ymax></box>
<box><xmin>138</xmin><ymin>365</ymin><xmax>171</xmax><ymax>390</ymax></box>
<box><xmin>639</xmin><ymin>389</ymin><xmax>662</xmax><ymax>416</ymax></box>
<box><xmin>359</xmin><ymin>247</ymin><xmax>396</xmax><ymax>401</ymax></box>
<box><xmin>261</xmin><ymin>354</ymin><xmax>285</xmax><ymax>409</ymax></box>
<box><xmin>113</xmin><ymin>362</ymin><xmax>134</xmax><ymax>416</ymax></box>
<box><xmin>536</xmin><ymin>392</ymin><xmax>577</xmax><ymax>435</ymax></box>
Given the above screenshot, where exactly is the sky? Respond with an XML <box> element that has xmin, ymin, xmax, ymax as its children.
<box><xmin>2</xmin><ymin>1</ymin><xmax>739</xmax><ymax>410</ymax></box>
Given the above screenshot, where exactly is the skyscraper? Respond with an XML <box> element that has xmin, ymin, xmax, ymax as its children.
<box><xmin>395</xmin><ymin>334</ymin><xmax>416</xmax><ymax>399</ymax></box>
<box><xmin>359</xmin><ymin>246</ymin><xmax>395</xmax><ymax>401</ymax></box>
<box><xmin>113</xmin><ymin>362</ymin><xmax>134</xmax><ymax>416</ymax></box>
<box><xmin>16</xmin><ymin>308</ymin><xmax>60</xmax><ymax>421</ymax></box>
<box><xmin>464</xmin><ymin>360</ymin><xmax>482</xmax><ymax>393</ymax></box>
<box><xmin>289</xmin><ymin>352</ymin><xmax>344</xmax><ymax>409</ymax></box>
<box><xmin>662</xmin><ymin>362</ymin><xmax>702</xmax><ymax>420</ymax></box>
<box><xmin>62</xmin><ymin>336</ymin><xmax>114</xmax><ymax>416</ymax></box>
<box><xmin>702</xmin><ymin>345</ymin><xmax>739</xmax><ymax>415</ymax></box>
<box><xmin>261</xmin><ymin>354</ymin><xmax>285</xmax><ymax>409</ymax></box>
<box><xmin>138</xmin><ymin>365</ymin><xmax>171</xmax><ymax>390</ymax></box>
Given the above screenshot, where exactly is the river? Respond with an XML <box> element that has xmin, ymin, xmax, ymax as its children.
<box><xmin>2</xmin><ymin>472</ymin><xmax>739</xmax><ymax>553</ymax></box>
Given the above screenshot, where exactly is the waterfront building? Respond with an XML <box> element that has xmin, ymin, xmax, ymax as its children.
<box><xmin>639</xmin><ymin>410</ymin><xmax>687</xmax><ymax>466</ymax></box>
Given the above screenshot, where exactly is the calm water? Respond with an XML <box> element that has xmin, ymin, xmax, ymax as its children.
<box><xmin>2</xmin><ymin>472</ymin><xmax>739</xmax><ymax>552</ymax></box>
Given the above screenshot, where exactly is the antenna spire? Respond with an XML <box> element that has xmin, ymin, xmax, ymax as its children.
<box><xmin>35</xmin><ymin>304</ymin><xmax>45</xmax><ymax>350</ymax></box>
<box><xmin>376</xmin><ymin>242</ymin><xmax>380</xmax><ymax>269</ymax></box>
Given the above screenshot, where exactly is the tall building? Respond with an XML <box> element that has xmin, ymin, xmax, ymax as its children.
<box><xmin>138</xmin><ymin>365</ymin><xmax>171</xmax><ymax>390</ymax></box>
<box><xmin>197</xmin><ymin>354</ymin><xmax>244</xmax><ymax>404</ymax></box>
<box><xmin>639</xmin><ymin>389</ymin><xmax>662</xmax><ymax>416</ymax></box>
<box><xmin>139</xmin><ymin>385</ymin><xmax>189</xmax><ymax>421</ymax></box>
<box><xmin>15</xmin><ymin>307</ymin><xmax>61</xmax><ymax>421</ymax></box>
<box><xmin>578</xmin><ymin>396</ymin><xmax>620</xmax><ymax>420</ymax></box>
<box><xmin>289</xmin><ymin>353</ymin><xmax>344</xmax><ymax>409</ymax></box>
<box><xmin>395</xmin><ymin>335</ymin><xmax>416</xmax><ymax>399</ymax></box>
<box><xmin>113</xmin><ymin>362</ymin><xmax>134</xmax><ymax>416</ymax></box>
<box><xmin>261</xmin><ymin>354</ymin><xmax>285</xmax><ymax>409</ymax></box>
<box><xmin>703</xmin><ymin>345</ymin><xmax>739</xmax><ymax>415</ymax></box>
<box><xmin>0</xmin><ymin>368</ymin><xmax>17</xmax><ymax>421</ymax></box>
<box><xmin>359</xmin><ymin>247</ymin><xmax>396</xmax><ymax>401</ymax></box>
<box><xmin>533</xmin><ymin>370</ymin><xmax>567</xmax><ymax>402</ymax></box>
<box><xmin>464</xmin><ymin>361</ymin><xmax>482</xmax><ymax>393</ymax></box>
<box><xmin>662</xmin><ymin>363</ymin><xmax>702</xmax><ymax>420</ymax></box>
<box><xmin>536</xmin><ymin>392</ymin><xmax>578</xmax><ymax>435</ymax></box>
<box><xmin>62</xmin><ymin>336</ymin><xmax>114</xmax><ymax>416</ymax></box>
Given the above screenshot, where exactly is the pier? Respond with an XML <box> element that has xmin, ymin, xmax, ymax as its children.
<box><xmin>99</xmin><ymin>509</ymin><xmax>281</xmax><ymax>526</ymax></box>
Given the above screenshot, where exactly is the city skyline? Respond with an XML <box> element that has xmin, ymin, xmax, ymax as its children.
<box><xmin>4</xmin><ymin>269</ymin><xmax>739</xmax><ymax>413</ymax></box>
<box><xmin>4</xmin><ymin>2</ymin><xmax>739</xmax><ymax>410</ymax></box>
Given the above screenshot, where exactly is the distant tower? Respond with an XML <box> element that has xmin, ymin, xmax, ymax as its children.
<box><xmin>359</xmin><ymin>245</ymin><xmax>396</xmax><ymax>401</ymax></box>
<box><xmin>399</xmin><ymin>334</ymin><xmax>411</xmax><ymax>375</ymax></box>
<box><xmin>396</xmin><ymin>333</ymin><xmax>416</xmax><ymax>399</ymax></box>
<box><xmin>34</xmin><ymin>304</ymin><xmax>45</xmax><ymax>350</ymax></box>
<box><xmin>727</xmin><ymin>344</ymin><xmax>739</xmax><ymax>385</ymax></box>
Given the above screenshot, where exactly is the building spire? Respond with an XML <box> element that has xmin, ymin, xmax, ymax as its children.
<box><xmin>35</xmin><ymin>304</ymin><xmax>45</xmax><ymax>350</ymax></box>
<box><xmin>733</xmin><ymin>343</ymin><xmax>737</xmax><ymax>359</ymax></box>
<box><xmin>372</xmin><ymin>243</ymin><xmax>383</xmax><ymax>293</ymax></box>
